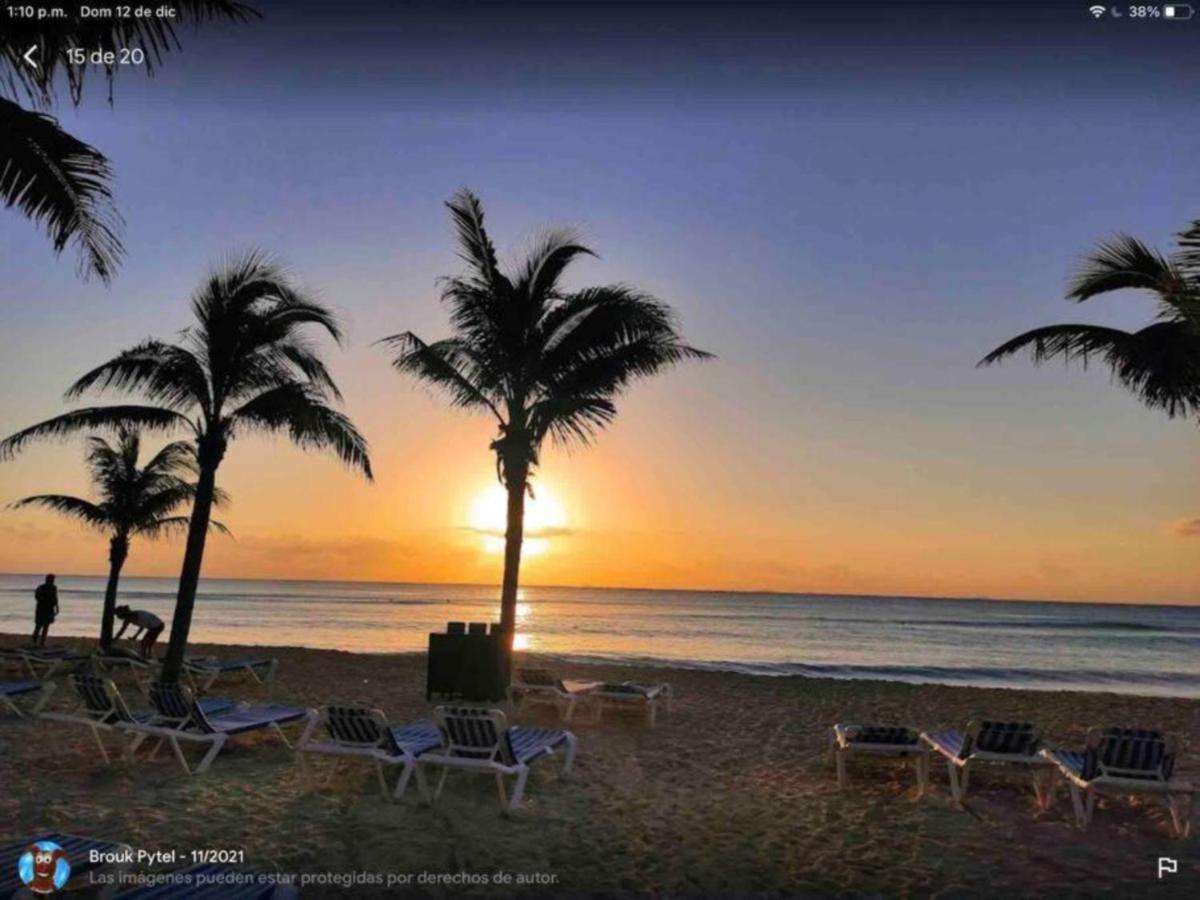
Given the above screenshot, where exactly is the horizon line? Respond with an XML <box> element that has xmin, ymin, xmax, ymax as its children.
<box><xmin>0</xmin><ymin>570</ymin><xmax>1195</xmax><ymax>610</ymax></box>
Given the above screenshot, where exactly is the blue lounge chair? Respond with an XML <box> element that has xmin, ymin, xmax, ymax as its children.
<box><xmin>297</xmin><ymin>704</ymin><xmax>442</xmax><ymax>800</ymax></box>
<box><xmin>421</xmin><ymin>705</ymin><xmax>577</xmax><ymax>811</ymax></box>
<box><xmin>40</xmin><ymin>674</ymin><xmax>234</xmax><ymax>765</ymax></box>
<box><xmin>591</xmin><ymin>681</ymin><xmax>672</xmax><ymax>727</ymax></box>
<box><xmin>0</xmin><ymin>679</ymin><xmax>56</xmax><ymax>717</ymax></box>
<box><xmin>1043</xmin><ymin>726</ymin><xmax>1195</xmax><ymax>837</ymax></box>
<box><xmin>116</xmin><ymin>864</ymin><xmax>296</xmax><ymax>898</ymax></box>
<box><xmin>921</xmin><ymin>720</ymin><xmax>1053</xmax><ymax>807</ymax></box>
<box><xmin>831</xmin><ymin>724</ymin><xmax>930</xmax><ymax>790</ymax></box>
<box><xmin>509</xmin><ymin>667</ymin><xmax>601</xmax><ymax>721</ymax></box>
<box><xmin>4</xmin><ymin>646</ymin><xmax>89</xmax><ymax>679</ymax></box>
<box><xmin>184</xmin><ymin>656</ymin><xmax>278</xmax><ymax>693</ymax></box>
<box><xmin>0</xmin><ymin>833</ymin><xmax>132</xmax><ymax>897</ymax></box>
<box><xmin>139</xmin><ymin>681</ymin><xmax>312</xmax><ymax>775</ymax></box>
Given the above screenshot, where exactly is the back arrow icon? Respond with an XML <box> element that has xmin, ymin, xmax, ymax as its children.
<box><xmin>23</xmin><ymin>45</ymin><xmax>38</xmax><ymax>70</ymax></box>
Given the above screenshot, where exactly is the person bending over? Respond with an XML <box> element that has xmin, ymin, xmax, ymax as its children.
<box><xmin>32</xmin><ymin>574</ymin><xmax>58</xmax><ymax>647</ymax></box>
<box><xmin>113</xmin><ymin>605</ymin><xmax>166</xmax><ymax>658</ymax></box>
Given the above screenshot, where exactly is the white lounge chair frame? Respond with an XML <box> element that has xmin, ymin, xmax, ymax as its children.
<box><xmin>921</xmin><ymin>720</ymin><xmax>1054</xmax><ymax>808</ymax></box>
<box><xmin>1043</xmin><ymin>729</ymin><xmax>1195</xmax><ymax>837</ymax></box>
<box><xmin>296</xmin><ymin>705</ymin><xmax>436</xmax><ymax>801</ymax></box>
<box><xmin>830</xmin><ymin>724</ymin><xmax>930</xmax><ymax>791</ymax></box>
<box><xmin>133</xmin><ymin>682</ymin><xmax>312</xmax><ymax>776</ymax></box>
<box><xmin>184</xmin><ymin>656</ymin><xmax>279</xmax><ymax>694</ymax></box>
<box><xmin>420</xmin><ymin>706</ymin><xmax>577</xmax><ymax>812</ymax></box>
<box><xmin>591</xmin><ymin>682</ymin><xmax>672</xmax><ymax>727</ymax></box>
<box><xmin>508</xmin><ymin>667</ymin><xmax>600</xmax><ymax>721</ymax></box>
<box><xmin>39</xmin><ymin>674</ymin><xmax>148</xmax><ymax>764</ymax></box>
<box><xmin>0</xmin><ymin>680</ymin><xmax>56</xmax><ymax>717</ymax></box>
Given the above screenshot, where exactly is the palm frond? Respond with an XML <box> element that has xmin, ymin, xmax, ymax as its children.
<box><xmin>979</xmin><ymin>321</ymin><xmax>1200</xmax><ymax>418</ymax></box>
<box><xmin>446</xmin><ymin>189</ymin><xmax>502</xmax><ymax>285</ymax></box>
<box><xmin>0</xmin><ymin>406</ymin><xmax>189</xmax><ymax>460</ymax></box>
<box><xmin>0</xmin><ymin>97</ymin><xmax>123</xmax><ymax>282</ymax></box>
<box><xmin>379</xmin><ymin>332</ymin><xmax>503</xmax><ymax>420</ymax></box>
<box><xmin>227</xmin><ymin>382</ymin><xmax>373</xmax><ymax>480</ymax></box>
<box><xmin>66</xmin><ymin>340</ymin><xmax>209</xmax><ymax>410</ymax></box>
<box><xmin>8</xmin><ymin>493</ymin><xmax>108</xmax><ymax>528</ymax></box>
<box><xmin>1067</xmin><ymin>235</ymin><xmax>1185</xmax><ymax>303</ymax></box>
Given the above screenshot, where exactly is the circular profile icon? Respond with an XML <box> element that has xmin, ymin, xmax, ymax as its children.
<box><xmin>18</xmin><ymin>841</ymin><xmax>71</xmax><ymax>895</ymax></box>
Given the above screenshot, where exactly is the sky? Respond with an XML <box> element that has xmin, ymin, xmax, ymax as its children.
<box><xmin>1</xmin><ymin>1</ymin><xmax>1199</xmax><ymax>603</ymax></box>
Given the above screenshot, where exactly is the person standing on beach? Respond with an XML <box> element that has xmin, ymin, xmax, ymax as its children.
<box><xmin>113</xmin><ymin>605</ymin><xmax>166</xmax><ymax>658</ymax></box>
<box><xmin>31</xmin><ymin>574</ymin><xmax>58</xmax><ymax>647</ymax></box>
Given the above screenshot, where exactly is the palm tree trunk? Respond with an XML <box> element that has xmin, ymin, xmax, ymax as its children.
<box><xmin>499</xmin><ymin>459</ymin><xmax>528</xmax><ymax>643</ymax></box>
<box><xmin>161</xmin><ymin>455</ymin><xmax>219</xmax><ymax>682</ymax></box>
<box><xmin>99</xmin><ymin>534</ymin><xmax>129</xmax><ymax>648</ymax></box>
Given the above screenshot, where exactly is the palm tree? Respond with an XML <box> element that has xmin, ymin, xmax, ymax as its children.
<box><xmin>381</xmin><ymin>190</ymin><xmax>711</xmax><ymax>644</ymax></box>
<box><xmin>980</xmin><ymin>220</ymin><xmax>1200</xmax><ymax>420</ymax></box>
<box><xmin>0</xmin><ymin>1</ymin><xmax>258</xmax><ymax>281</ymax></box>
<box><xmin>0</xmin><ymin>252</ymin><xmax>372</xmax><ymax>680</ymax></box>
<box><xmin>10</xmin><ymin>429</ymin><xmax>227</xmax><ymax>648</ymax></box>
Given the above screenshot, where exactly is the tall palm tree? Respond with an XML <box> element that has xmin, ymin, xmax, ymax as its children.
<box><xmin>0</xmin><ymin>252</ymin><xmax>372</xmax><ymax>680</ymax></box>
<box><xmin>0</xmin><ymin>1</ymin><xmax>258</xmax><ymax>282</ymax></box>
<box><xmin>980</xmin><ymin>221</ymin><xmax>1200</xmax><ymax>420</ymax></box>
<box><xmin>10</xmin><ymin>429</ymin><xmax>227</xmax><ymax>648</ymax></box>
<box><xmin>381</xmin><ymin>190</ymin><xmax>711</xmax><ymax>643</ymax></box>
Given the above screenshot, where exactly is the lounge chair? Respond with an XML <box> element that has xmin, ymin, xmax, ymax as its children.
<box><xmin>420</xmin><ymin>705</ymin><xmax>577</xmax><ymax>811</ymax></box>
<box><xmin>0</xmin><ymin>679</ymin><xmax>56</xmax><ymax>717</ymax></box>
<box><xmin>184</xmin><ymin>655</ymin><xmax>279</xmax><ymax>693</ymax></box>
<box><xmin>40</xmin><ymin>673</ymin><xmax>234</xmax><ymax>765</ymax></box>
<box><xmin>3</xmin><ymin>646</ymin><xmax>89</xmax><ymax>679</ymax></box>
<box><xmin>0</xmin><ymin>833</ymin><xmax>132</xmax><ymax>897</ymax></box>
<box><xmin>93</xmin><ymin>647</ymin><xmax>161</xmax><ymax>694</ymax></box>
<box><xmin>115</xmin><ymin>864</ymin><xmax>297</xmax><ymax>898</ymax></box>
<box><xmin>591</xmin><ymin>681</ymin><xmax>672</xmax><ymax>727</ymax></box>
<box><xmin>1043</xmin><ymin>727</ymin><xmax>1195</xmax><ymax>837</ymax></box>
<box><xmin>921</xmin><ymin>720</ymin><xmax>1052</xmax><ymax>807</ymax></box>
<box><xmin>297</xmin><ymin>704</ymin><xmax>441</xmax><ymax>800</ymax></box>
<box><xmin>830</xmin><ymin>724</ymin><xmax>929</xmax><ymax>790</ymax></box>
<box><xmin>509</xmin><ymin>667</ymin><xmax>601</xmax><ymax>721</ymax></box>
<box><xmin>136</xmin><ymin>681</ymin><xmax>312</xmax><ymax>775</ymax></box>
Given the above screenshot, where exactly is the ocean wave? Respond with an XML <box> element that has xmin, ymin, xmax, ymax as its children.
<box><xmin>544</xmin><ymin>653</ymin><xmax>1200</xmax><ymax>696</ymax></box>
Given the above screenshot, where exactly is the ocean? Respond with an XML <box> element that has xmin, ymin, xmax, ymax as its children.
<box><xmin>2</xmin><ymin>574</ymin><xmax>1199</xmax><ymax>698</ymax></box>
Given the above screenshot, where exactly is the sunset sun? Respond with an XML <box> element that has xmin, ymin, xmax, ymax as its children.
<box><xmin>468</xmin><ymin>485</ymin><xmax>569</xmax><ymax>557</ymax></box>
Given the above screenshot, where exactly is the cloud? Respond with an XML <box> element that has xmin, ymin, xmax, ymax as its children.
<box><xmin>1168</xmin><ymin>518</ymin><xmax>1200</xmax><ymax>537</ymax></box>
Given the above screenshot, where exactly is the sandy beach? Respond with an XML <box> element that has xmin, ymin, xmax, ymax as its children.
<box><xmin>2</xmin><ymin>635</ymin><xmax>1198</xmax><ymax>897</ymax></box>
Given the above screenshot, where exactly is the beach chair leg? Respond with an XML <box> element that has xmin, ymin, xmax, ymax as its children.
<box><xmin>169</xmin><ymin>737</ymin><xmax>196</xmax><ymax>775</ymax></box>
<box><xmin>270</xmin><ymin>721</ymin><xmax>295</xmax><ymax>750</ymax></box>
<box><xmin>193</xmin><ymin>735</ymin><xmax>226</xmax><ymax>775</ymax></box>
<box><xmin>89</xmin><ymin>724</ymin><xmax>112</xmax><ymax>765</ymax></box>
<box><xmin>374</xmin><ymin>760</ymin><xmax>390</xmax><ymax>800</ymax></box>
<box><xmin>507</xmin><ymin>767</ymin><xmax>530</xmax><ymax>811</ymax></box>
<box><xmin>32</xmin><ymin>681</ymin><xmax>57</xmax><ymax>715</ymax></box>
<box><xmin>1084</xmin><ymin>789</ymin><xmax>1096</xmax><ymax>826</ymax></box>
<box><xmin>0</xmin><ymin>694</ymin><xmax>18</xmax><ymax>716</ymax></box>
<box><xmin>1165</xmin><ymin>793</ymin><xmax>1191</xmax><ymax>838</ymax></box>
<box><xmin>958</xmin><ymin>762</ymin><xmax>971</xmax><ymax>800</ymax></box>
<box><xmin>648</xmin><ymin>700</ymin><xmax>657</xmax><ymax>728</ymax></box>
<box><xmin>915</xmin><ymin>751</ymin><xmax>929</xmax><ymax>797</ymax></box>
<box><xmin>393</xmin><ymin>761</ymin><xmax>415</xmax><ymax>801</ymax></box>
<box><xmin>496</xmin><ymin>773</ymin><xmax>510</xmax><ymax>809</ymax></box>
<box><xmin>148</xmin><ymin>737</ymin><xmax>166</xmax><ymax>761</ymax></box>
<box><xmin>564</xmin><ymin>695</ymin><xmax>576</xmax><ymax>722</ymax></box>
<box><xmin>561</xmin><ymin>732</ymin><xmax>577</xmax><ymax>776</ymax></box>
<box><xmin>1067</xmin><ymin>782</ymin><xmax>1087</xmax><ymax>828</ymax></box>
<box><xmin>946</xmin><ymin>761</ymin><xmax>962</xmax><ymax>803</ymax></box>
<box><xmin>835</xmin><ymin>748</ymin><xmax>848</xmax><ymax>788</ymax></box>
<box><xmin>432</xmin><ymin>766</ymin><xmax>449</xmax><ymax>802</ymax></box>
<box><xmin>128</xmin><ymin>732</ymin><xmax>149</xmax><ymax>755</ymax></box>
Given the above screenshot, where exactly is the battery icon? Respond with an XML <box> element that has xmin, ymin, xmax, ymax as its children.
<box><xmin>1165</xmin><ymin>4</ymin><xmax>1194</xmax><ymax>18</ymax></box>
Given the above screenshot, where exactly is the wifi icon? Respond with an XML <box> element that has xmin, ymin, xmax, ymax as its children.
<box><xmin>1089</xmin><ymin>4</ymin><xmax>1108</xmax><ymax>15</ymax></box>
